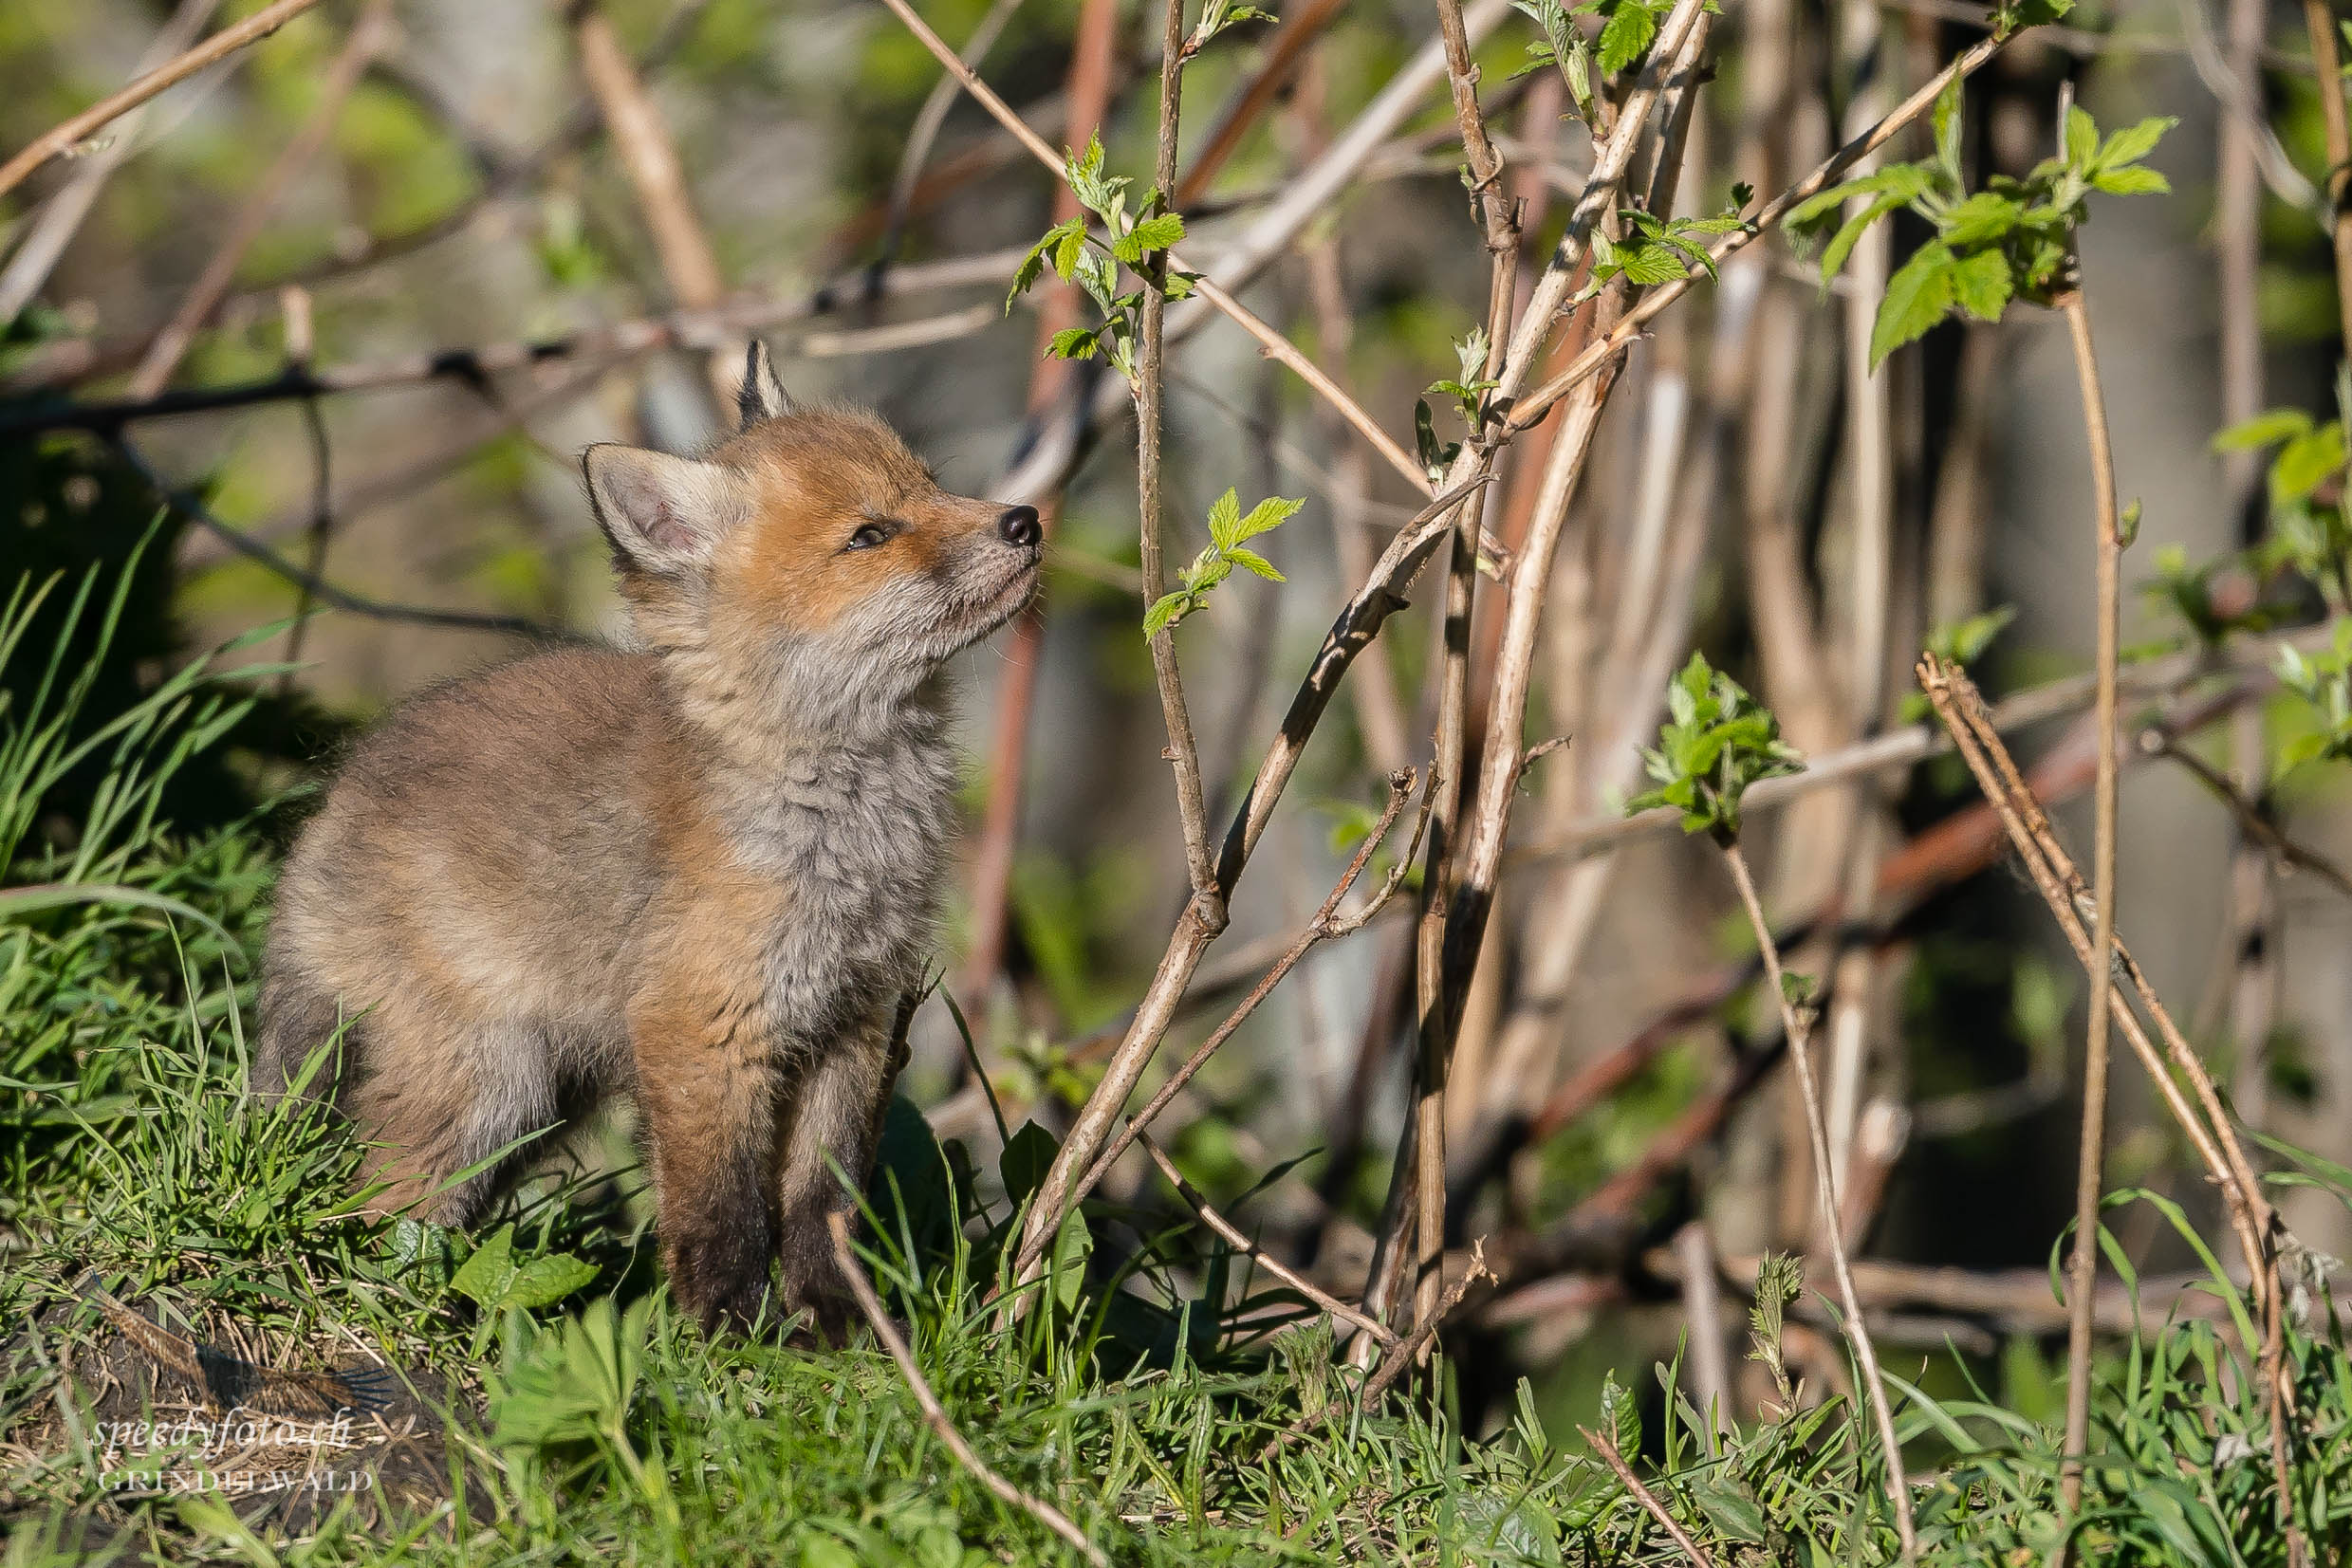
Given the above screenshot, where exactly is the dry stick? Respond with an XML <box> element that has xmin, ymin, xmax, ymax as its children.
<box><xmin>1946</xmin><ymin>692</ymin><xmax>2301</xmax><ymax>1556</ymax></box>
<box><xmin>959</xmin><ymin>0</ymin><xmax>1122</xmax><ymax>1011</ymax></box>
<box><xmin>1079</xmin><ymin>766</ymin><xmax>1426</xmax><ymax>1190</ymax></box>
<box><xmin>1137</xmin><ymin>1133</ymin><xmax>1398</xmax><ymax>1345</ymax></box>
<box><xmin>873</xmin><ymin>0</ymin><xmax>1429</xmax><ymax>494</ymax></box>
<box><xmin>1355</xmin><ymin>1241</ymin><xmax>1490</xmax><ymax>1410</ymax></box>
<box><xmin>112</xmin><ymin>436</ymin><xmax>566</xmax><ymax>641</ymax></box>
<box><xmin>2143</xmin><ymin>730</ymin><xmax>2352</xmax><ymax>899</ymax></box>
<box><xmin>1009</xmin><ymin>475</ymin><xmax>1488</xmax><ymax>1281</ymax></box>
<box><xmin>1136</xmin><ymin>0</ymin><xmax>1218</xmax><ymax>904</ymax></box>
<box><xmin>1413</xmin><ymin>0</ymin><xmax>1515</xmax><ymax>1340</ymax></box>
<box><xmin>1676</xmin><ymin>1223</ymin><xmax>1732</xmax><ymax>1449</ymax></box>
<box><xmin>1173</xmin><ymin>0</ymin><xmax>1352</xmax><ymax>207</ymax></box>
<box><xmin>1925</xmin><ymin>659</ymin><xmax>2301</xmax><ymax>1557</ymax></box>
<box><xmin>575</xmin><ymin>0</ymin><xmax>739</xmax><ymax>411</ymax></box>
<box><xmin>126</xmin><ymin>0</ymin><xmax>396</xmax><ymax>402</ymax></box>
<box><xmin>1421</xmin><ymin>0</ymin><xmax>1712</xmax><ymax>1252</ymax></box>
<box><xmin>0</xmin><ymin>0</ymin><xmax>329</xmax><ymax>199</ymax></box>
<box><xmin>1581</xmin><ymin>1426</ymin><xmax>1716</xmax><ymax>1568</ymax></box>
<box><xmin>0</xmin><ymin>0</ymin><xmax>222</xmax><ymax>322</ymax></box>
<box><xmin>2055</xmin><ymin>284</ymin><xmax>2121</xmax><ymax>1514</ymax></box>
<box><xmin>1371</xmin><ymin>0</ymin><xmax>1711</xmax><ymax>1353</ymax></box>
<box><xmin>1017</xmin><ymin>0</ymin><xmax>1703</xmax><ymax>1289</ymax></box>
<box><xmin>1924</xmin><ymin>661</ymin><xmax>2268</xmax><ymax>1215</ymax></box>
<box><xmin>1720</xmin><ymin>840</ymin><xmax>1916</xmax><ymax>1557</ymax></box>
<box><xmin>2302</xmin><ymin>0</ymin><xmax>2352</xmax><ymax>353</ymax></box>
<box><xmin>1504</xmin><ymin>31</ymin><xmax>2011</xmax><ymax>434</ymax></box>
<box><xmin>824</xmin><ymin>1213</ymin><xmax>1107</xmax><ymax>1568</ymax></box>
<box><xmin>878</xmin><ymin>0</ymin><xmax>1028</xmax><ymax>268</ymax></box>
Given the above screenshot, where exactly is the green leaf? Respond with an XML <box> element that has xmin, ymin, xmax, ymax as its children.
<box><xmin>1050</xmin><ymin>1205</ymin><xmax>1093</xmax><ymax>1315</ymax></box>
<box><xmin>1224</xmin><ymin>546</ymin><xmax>1286</xmax><ymax>581</ymax></box>
<box><xmin>2064</xmin><ymin>105</ymin><xmax>2098</xmax><ymax>170</ymax></box>
<box><xmin>1596</xmin><ymin>1</ymin><xmax>1657</xmax><ymax>74</ymax></box>
<box><xmin>1601</xmin><ymin>1370</ymin><xmax>1640</xmax><ymax>1457</ymax></box>
<box><xmin>1206</xmin><ymin>488</ymin><xmax>1244</xmax><ymax>548</ymax></box>
<box><xmin>2091</xmin><ymin>164</ymin><xmax>2170</xmax><ymax>195</ymax></box>
<box><xmin>1112</xmin><ymin>212</ymin><xmax>1186</xmax><ymax>265</ymax></box>
<box><xmin>1000</xmin><ymin>1120</ymin><xmax>1062</xmax><ymax>1206</ymax></box>
<box><xmin>2095</xmin><ymin>116</ymin><xmax>2174</xmax><ymax>172</ymax></box>
<box><xmin>1933</xmin><ymin>71</ymin><xmax>1966</xmax><ymax>180</ymax></box>
<box><xmin>452</xmin><ymin>1224</ymin><xmax>517</xmax><ymax>1305</ymax></box>
<box><xmin>1818</xmin><ymin>193</ymin><xmax>1910</xmax><ymax>285</ymax></box>
<box><xmin>1051</xmin><ymin>223</ymin><xmax>1088</xmax><ymax>283</ymax></box>
<box><xmin>2213</xmin><ymin>408</ymin><xmax>2312</xmax><ymax>452</ymax></box>
<box><xmin>1936</xmin><ymin>191</ymin><xmax>2025</xmax><ymax>248</ymax></box>
<box><xmin>1046</xmin><ymin>326</ymin><xmax>1101</xmax><ymax>360</ymax></box>
<box><xmin>2271</xmin><ymin>423</ymin><xmax>2347</xmax><ymax>507</ymax></box>
<box><xmin>505</xmin><ymin>1253</ymin><xmax>599</xmax><ymax>1310</ymax></box>
<box><xmin>1143</xmin><ymin>591</ymin><xmax>1194</xmax><ymax>638</ymax></box>
<box><xmin>1947</xmin><ymin>247</ymin><xmax>2014</xmax><ymax>322</ymax></box>
<box><xmin>1871</xmin><ymin>242</ymin><xmax>1959</xmax><ymax>366</ymax></box>
<box><xmin>1228</xmin><ymin>495</ymin><xmax>1301</xmax><ymax>541</ymax></box>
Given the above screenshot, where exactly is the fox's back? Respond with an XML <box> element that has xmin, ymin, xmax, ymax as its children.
<box><xmin>272</xmin><ymin>647</ymin><xmax>679</xmax><ymax>1034</ymax></box>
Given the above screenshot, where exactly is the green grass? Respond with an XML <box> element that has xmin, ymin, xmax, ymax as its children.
<box><xmin>8</xmin><ymin>552</ymin><xmax>2352</xmax><ymax>1565</ymax></box>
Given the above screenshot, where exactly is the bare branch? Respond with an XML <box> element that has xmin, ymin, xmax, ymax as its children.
<box><xmin>0</xmin><ymin>0</ymin><xmax>330</xmax><ymax>199</ymax></box>
<box><xmin>1505</xmin><ymin>31</ymin><xmax>2014</xmax><ymax>433</ymax></box>
<box><xmin>873</xmin><ymin>0</ymin><xmax>1430</xmax><ymax>491</ymax></box>
<box><xmin>0</xmin><ymin>0</ymin><xmax>222</xmax><ymax>322</ymax></box>
<box><xmin>126</xmin><ymin>0</ymin><xmax>397</xmax><ymax>401</ymax></box>
<box><xmin>1137</xmin><ymin>1133</ymin><xmax>1397</xmax><ymax>1345</ymax></box>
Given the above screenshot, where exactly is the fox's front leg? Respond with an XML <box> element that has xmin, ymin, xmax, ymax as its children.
<box><xmin>771</xmin><ymin>1000</ymin><xmax>902</xmax><ymax>1341</ymax></box>
<box><xmin>629</xmin><ymin>974</ymin><xmax>782</xmax><ymax>1332</ymax></box>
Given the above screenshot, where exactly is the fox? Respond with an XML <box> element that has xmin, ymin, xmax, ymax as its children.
<box><xmin>253</xmin><ymin>341</ymin><xmax>1042</xmax><ymax>1335</ymax></box>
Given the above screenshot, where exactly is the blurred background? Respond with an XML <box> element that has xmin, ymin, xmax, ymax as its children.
<box><xmin>6</xmin><ymin>0</ymin><xmax>2349</xmax><ymax>1436</ymax></box>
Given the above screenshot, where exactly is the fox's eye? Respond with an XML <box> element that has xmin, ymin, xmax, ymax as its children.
<box><xmin>845</xmin><ymin>522</ymin><xmax>896</xmax><ymax>552</ymax></box>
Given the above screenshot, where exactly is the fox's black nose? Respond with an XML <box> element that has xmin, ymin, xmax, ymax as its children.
<box><xmin>998</xmin><ymin>505</ymin><xmax>1042</xmax><ymax>548</ymax></box>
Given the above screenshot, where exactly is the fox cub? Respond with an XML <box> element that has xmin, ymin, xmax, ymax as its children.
<box><xmin>256</xmin><ymin>342</ymin><xmax>1042</xmax><ymax>1334</ymax></box>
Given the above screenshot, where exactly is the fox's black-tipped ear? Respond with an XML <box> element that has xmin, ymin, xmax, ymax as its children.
<box><xmin>739</xmin><ymin>339</ymin><xmax>797</xmax><ymax>429</ymax></box>
<box><xmin>583</xmin><ymin>444</ymin><xmax>748</xmax><ymax>575</ymax></box>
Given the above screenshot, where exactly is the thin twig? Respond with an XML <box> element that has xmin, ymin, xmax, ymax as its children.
<box><xmin>1505</xmin><ymin>32</ymin><xmax>2014</xmax><ymax>433</ymax></box>
<box><xmin>2055</xmin><ymin>282</ymin><xmax>2120</xmax><ymax>1515</ymax></box>
<box><xmin>1136</xmin><ymin>0</ymin><xmax>1219</xmax><ymax>906</ymax></box>
<box><xmin>2143</xmin><ymin>729</ymin><xmax>2352</xmax><ymax>899</ymax></box>
<box><xmin>1581</xmin><ymin>1425</ymin><xmax>1716</xmax><ymax>1568</ymax></box>
<box><xmin>1138</xmin><ymin>1134</ymin><xmax>1397</xmax><ymax>1345</ymax></box>
<box><xmin>2302</xmin><ymin>0</ymin><xmax>2352</xmax><ymax>352</ymax></box>
<box><xmin>7</xmin><ymin>247</ymin><xmax>1030</xmax><ymax>441</ymax></box>
<box><xmin>1721</xmin><ymin>840</ymin><xmax>1916</xmax><ymax>1557</ymax></box>
<box><xmin>878</xmin><ymin>0</ymin><xmax>1028</xmax><ymax>269</ymax></box>
<box><xmin>112</xmin><ymin>435</ymin><xmax>567</xmax><ymax>642</ymax></box>
<box><xmin>824</xmin><ymin>1214</ymin><xmax>1107</xmax><ymax>1567</ymax></box>
<box><xmin>576</xmin><ymin>0</ymin><xmax>739</xmax><ymax>409</ymax></box>
<box><xmin>0</xmin><ymin>0</ymin><xmax>222</xmax><ymax>322</ymax></box>
<box><xmin>1078</xmin><ymin>767</ymin><xmax>1426</xmax><ymax>1195</ymax></box>
<box><xmin>0</xmin><ymin>0</ymin><xmax>330</xmax><ymax>199</ymax></box>
<box><xmin>126</xmin><ymin>0</ymin><xmax>396</xmax><ymax>401</ymax></box>
<box><xmin>956</xmin><ymin>0</ymin><xmax>1121</xmax><ymax>1016</ymax></box>
<box><xmin>872</xmin><ymin>0</ymin><xmax>1430</xmax><ymax>492</ymax></box>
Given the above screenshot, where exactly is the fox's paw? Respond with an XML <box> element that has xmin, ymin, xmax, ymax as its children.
<box><xmin>665</xmin><ymin>1228</ymin><xmax>773</xmax><ymax>1335</ymax></box>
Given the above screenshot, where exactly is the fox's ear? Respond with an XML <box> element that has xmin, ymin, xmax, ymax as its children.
<box><xmin>582</xmin><ymin>444</ymin><xmax>747</xmax><ymax>574</ymax></box>
<box><xmin>738</xmin><ymin>339</ymin><xmax>797</xmax><ymax>429</ymax></box>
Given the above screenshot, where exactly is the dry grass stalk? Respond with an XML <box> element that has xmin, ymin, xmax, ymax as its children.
<box><xmin>824</xmin><ymin>1214</ymin><xmax>1107</xmax><ymax>1567</ymax></box>
<box><xmin>1718</xmin><ymin>840</ymin><xmax>1917</xmax><ymax>1558</ymax></box>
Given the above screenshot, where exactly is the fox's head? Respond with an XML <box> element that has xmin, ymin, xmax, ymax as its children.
<box><xmin>582</xmin><ymin>342</ymin><xmax>1041</xmax><ymax>726</ymax></box>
